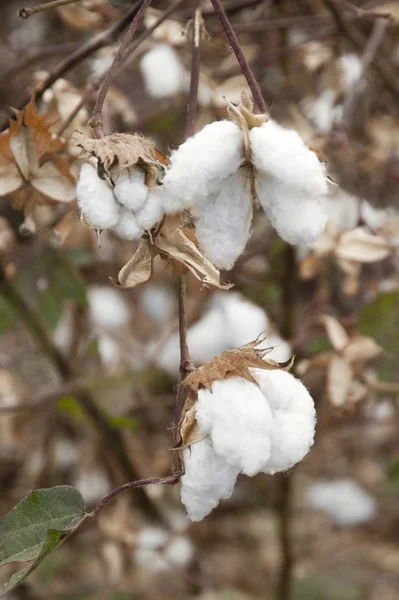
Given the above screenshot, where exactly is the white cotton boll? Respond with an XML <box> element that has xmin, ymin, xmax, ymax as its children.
<box><xmin>88</xmin><ymin>286</ymin><xmax>130</xmax><ymax>329</ymax></box>
<box><xmin>307</xmin><ymin>479</ymin><xmax>376</xmax><ymax>526</ymax></box>
<box><xmin>257</xmin><ymin>178</ymin><xmax>327</xmax><ymax>245</ymax></box>
<box><xmin>164</xmin><ymin>536</ymin><xmax>195</xmax><ymax>567</ymax></box>
<box><xmin>302</xmin><ymin>90</ymin><xmax>340</xmax><ymax>134</ymax></box>
<box><xmin>338</xmin><ymin>53</ymin><xmax>362</xmax><ymax>90</ymax></box>
<box><xmin>251</xmin><ymin>369</ymin><xmax>316</xmax><ymax>473</ymax></box>
<box><xmin>212</xmin><ymin>292</ymin><xmax>268</xmax><ymax>347</ymax></box>
<box><xmin>139</xmin><ymin>284</ymin><xmax>175</xmax><ymax>324</ymax></box>
<box><xmin>74</xmin><ymin>469</ymin><xmax>110</xmax><ymax>504</ymax></box>
<box><xmin>77</xmin><ymin>163</ymin><xmax>119</xmax><ymax>229</ymax></box>
<box><xmin>161</xmin><ymin>120</ymin><xmax>244</xmax><ymax>212</ymax></box>
<box><xmin>180</xmin><ymin>437</ymin><xmax>240</xmax><ymax>521</ymax></box>
<box><xmin>136</xmin><ymin>527</ymin><xmax>168</xmax><ymax>551</ymax></box>
<box><xmin>134</xmin><ymin>548</ymin><xmax>170</xmax><ymax>573</ymax></box>
<box><xmin>140</xmin><ymin>43</ymin><xmax>186</xmax><ymax>99</ymax></box>
<box><xmin>114</xmin><ymin>169</ymin><xmax>148</xmax><ymax>212</ymax></box>
<box><xmin>97</xmin><ymin>334</ymin><xmax>122</xmax><ymax>367</ymax></box>
<box><xmin>197</xmin><ymin>378</ymin><xmax>273</xmax><ymax>477</ymax></box>
<box><xmin>360</xmin><ymin>200</ymin><xmax>388</xmax><ymax>230</ymax></box>
<box><xmin>112</xmin><ymin>206</ymin><xmax>143</xmax><ymax>240</ymax></box>
<box><xmin>136</xmin><ymin>190</ymin><xmax>164</xmax><ymax>230</ymax></box>
<box><xmin>250</xmin><ymin>121</ymin><xmax>328</xmax><ymax>197</ymax></box>
<box><xmin>325</xmin><ymin>192</ymin><xmax>360</xmax><ymax>231</ymax></box>
<box><xmin>193</xmin><ymin>171</ymin><xmax>253</xmax><ymax>269</ymax></box>
<box><xmin>263</xmin><ymin>334</ymin><xmax>292</xmax><ymax>363</ymax></box>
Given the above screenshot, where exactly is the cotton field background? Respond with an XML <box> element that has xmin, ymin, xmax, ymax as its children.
<box><xmin>0</xmin><ymin>0</ymin><xmax>399</xmax><ymax>599</ymax></box>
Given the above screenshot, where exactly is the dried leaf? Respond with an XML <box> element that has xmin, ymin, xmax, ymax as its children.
<box><xmin>31</xmin><ymin>161</ymin><xmax>76</xmax><ymax>202</ymax></box>
<box><xmin>347</xmin><ymin>380</ymin><xmax>368</xmax><ymax>404</ymax></box>
<box><xmin>320</xmin><ymin>315</ymin><xmax>349</xmax><ymax>352</ymax></box>
<box><xmin>335</xmin><ymin>227</ymin><xmax>391</xmax><ymax>263</ymax></box>
<box><xmin>327</xmin><ymin>355</ymin><xmax>353</xmax><ymax>406</ymax></box>
<box><xmin>156</xmin><ymin>215</ymin><xmax>232</xmax><ymax>290</ymax></box>
<box><xmin>343</xmin><ymin>335</ymin><xmax>382</xmax><ymax>364</ymax></box>
<box><xmin>299</xmin><ymin>255</ymin><xmax>322</xmax><ymax>280</ymax></box>
<box><xmin>113</xmin><ymin>239</ymin><xmax>153</xmax><ymax>289</ymax></box>
<box><xmin>9</xmin><ymin>123</ymin><xmax>38</xmax><ymax>180</ymax></box>
<box><xmin>179</xmin><ymin>404</ymin><xmax>207</xmax><ymax>450</ymax></box>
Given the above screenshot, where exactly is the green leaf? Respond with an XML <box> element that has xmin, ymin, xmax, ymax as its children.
<box><xmin>108</xmin><ymin>415</ymin><xmax>137</xmax><ymax>432</ymax></box>
<box><xmin>0</xmin><ymin>486</ymin><xmax>86</xmax><ymax>596</ymax></box>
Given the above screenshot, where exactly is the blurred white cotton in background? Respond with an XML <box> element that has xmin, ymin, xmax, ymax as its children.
<box><xmin>140</xmin><ymin>43</ymin><xmax>186</xmax><ymax>99</ymax></box>
<box><xmin>88</xmin><ymin>286</ymin><xmax>130</xmax><ymax>329</ymax></box>
<box><xmin>164</xmin><ymin>536</ymin><xmax>195</xmax><ymax>567</ymax></box>
<box><xmin>74</xmin><ymin>469</ymin><xmax>110</xmax><ymax>505</ymax></box>
<box><xmin>139</xmin><ymin>284</ymin><xmax>175</xmax><ymax>324</ymax></box>
<box><xmin>337</xmin><ymin>53</ymin><xmax>363</xmax><ymax>90</ymax></box>
<box><xmin>325</xmin><ymin>192</ymin><xmax>360</xmax><ymax>231</ymax></box>
<box><xmin>307</xmin><ymin>479</ymin><xmax>377</xmax><ymax>526</ymax></box>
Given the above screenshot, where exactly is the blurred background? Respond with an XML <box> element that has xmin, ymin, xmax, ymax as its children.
<box><xmin>0</xmin><ymin>0</ymin><xmax>399</xmax><ymax>599</ymax></box>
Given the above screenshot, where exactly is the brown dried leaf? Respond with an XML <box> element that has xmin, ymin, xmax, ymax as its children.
<box><xmin>179</xmin><ymin>404</ymin><xmax>207</xmax><ymax>450</ymax></box>
<box><xmin>320</xmin><ymin>315</ymin><xmax>349</xmax><ymax>353</ymax></box>
<box><xmin>327</xmin><ymin>355</ymin><xmax>353</xmax><ymax>406</ymax></box>
<box><xmin>113</xmin><ymin>239</ymin><xmax>153</xmax><ymax>289</ymax></box>
<box><xmin>299</xmin><ymin>255</ymin><xmax>322</xmax><ymax>280</ymax></box>
<box><xmin>335</xmin><ymin>227</ymin><xmax>391</xmax><ymax>263</ymax></box>
<box><xmin>343</xmin><ymin>336</ymin><xmax>382</xmax><ymax>364</ymax></box>
<box><xmin>156</xmin><ymin>214</ymin><xmax>232</xmax><ymax>290</ymax></box>
<box><xmin>347</xmin><ymin>380</ymin><xmax>368</xmax><ymax>404</ymax></box>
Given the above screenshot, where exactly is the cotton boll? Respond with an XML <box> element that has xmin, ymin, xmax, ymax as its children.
<box><xmin>196</xmin><ymin>378</ymin><xmax>273</xmax><ymax>477</ymax></box>
<box><xmin>140</xmin><ymin>43</ymin><xmax>186</xmax><ymax>99</ymax></box>
<box><xmin>302</xmin><ymin>89</ymin><xmax>340</xmax><ymax>134</ymax></box>
<box><xmin>77</xmin><ymin>163</ymin><xmax>119</xmax><ymax>229</ymax></box>
<box><xmin>250</xmin><ymin>121</ymin><xmax>328</xmax><ymax>197</ymax></box>
<box><xmin>164</xmin><ymin>536</ymin><xmax>195</xmax><ymax>567</ymax></box>
<box><xmin>212</xmin><ymin>292</ymin><xmax>268</xmax><ymax>347</ymax></box>
<box><xmin>136</xmin><ymin>527</ymin><xmax>168</xmax><ymax>551</ymax></box>
<box><xmin>337</xmin><ymin>53</ymin><xmax>362</xmax><ymax>91</ymax></box>
<box><xmin>161</xmin><ymin>120</ymin><xmax>244</xmax><ymax>212</ymax></box>
<box><xmin>139</xmin><ymin>284</ymin><xmax>175</xmax><ymax>324</ymax></box>
<box><xmin>112</xmin><ymin>206</ymin><xmax>143</xmax><ymax>240</ymax></box>
<box><xmin>88</xmin><ymin>286</ymin><xmax>130</xmax><ymax>329</ymax></box>
<box><xmin>136</xmin><ymin>190</ymin><xmax>164</xmax><ymax>230</ymax></box>
<box><xmin>307</xmin><ymin>479</ymin><xmax>376</xmax><ymax>526</ymax></box>
<box><xmin>257</xmin><ymin>178</ymin><xmax>327</xmax><ymax>245</ymax></box>
<box><xmin>134</xmin><ymin>548</ymin><xmax>170</xmax><ymax>573</ymax></box>
<box><xmin>264</xmin><ymin>334</ymin><xmax>292</xmax><ymax>363</ymax></box>
<box><xmin>325</xmin><ymin>192</ymin><xmax>360</xmax><ymax>231</ymax></box>
<box><xmin>114</xmin><ymin>169</ymin><xmax>148</xmax><ymax>212</ymax></box>
<box><xmin>180</xmin><ymin>437</ymin><xmax>240</xmax><ymax>521</ymax></box>
<box><xmin>74</xmin><ymin>469</ymin><xmax>110</xmax><ymax>504</ymax></box>
<box><xmin>193</xmin><ymin>171</ymin><xmax>253</xmax><ymax>269</ymax></box>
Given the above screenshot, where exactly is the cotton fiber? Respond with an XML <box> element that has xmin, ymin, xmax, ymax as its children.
<box><xmin>140</xmin><ymin>43</ymin><xmax>186</xmax><ymax>99</ymax></box>
<box><xmin>77</xmin><ymin>163</ymin><xmax>119</xmax><ymax>229</ymax></box>
<box><xmin>112</xmin><ymin>206</ymin><xmax>143</xmax><ymax>240</ymax></box>
<box><xmin>136</xmin><ymin>190</ymin><xmax>164</xmax><ymax>230</ymax></box>
<box><xmin>307</xmin><ymin>479</ymin><xmax>376</xmax><ymax>526</ymax></box>
<box><xmin>114</xmin><ymin>169</ymin><xmax>148</xmax><ymax>212</ymax></box>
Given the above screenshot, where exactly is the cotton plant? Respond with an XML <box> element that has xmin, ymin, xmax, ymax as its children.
<box><xmin>176</xmin><ymin>339</ymin><xmax>316</xmax><ymax>521</ymax></box>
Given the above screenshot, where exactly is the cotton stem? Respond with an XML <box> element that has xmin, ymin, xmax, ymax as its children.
<box><xmin>18</xmin><ymin>0</ymin><xmax>81</xmax><ymax>18</ymax></box>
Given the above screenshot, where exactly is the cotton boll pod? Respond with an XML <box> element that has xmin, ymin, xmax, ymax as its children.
<box><xmin>112</xmin><ymin>206</ymin><xmax>143</xmax><ymax>240</ymax></box>
<box><xmin>196</xmin><ymin>378</ymin><xmax>273</xmax><ymax>477</ymax></box>
<box><xmin>193</xmin><ymin>171</ymin><xmax>253</xmax><ymax>269</ymax></box>
<box><xmin>250</xmin><ymin>369</ymin><xmax>316</xmax><ymax>473</ymax></box>
<box><xmin>135</xmin><ymin>189</ymin><xmax>164</xmax><ymax>230</ymax></box>
<box><xmin>180</xmin><ymin>437</ymin><xmax>240</xmax><ymax>522</ymax></box>
<box><xmin>257</xmin><ymin>177</ymin><xmax>327</xmax><ymax>245</ymax></box>
<box><xmin>114</xmin><ymin>169</ymin><xmax>148</xmax><ymax>212</ymax></box>
<box><xmin>250</xmin><ymin>120</ymin><xmax>328</xmax><ymax>197</ymax></box>
<box><xmin>77</xmin><ymin>163</ymin><xmax>119</xmax><ymax>229</ymax></box>
<box><xmin>161</xmin><ymin>120</ymin><xmax>244</xmax><ymax>212</ymax></box>
<box><xmin>140</xmin><ymin>43</ymin><xmax>186</xmax><ymax>99</ymax></box>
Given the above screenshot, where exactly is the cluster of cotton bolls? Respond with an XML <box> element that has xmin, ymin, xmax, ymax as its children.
<box><xmin>133</xmin><ymin>526</ymin><xmax>195</xmax><ymax>573</ymax></box>
<box><xmin>181</xmin><ymin>368</ymin><xmax>316</xmax><ymax>521</ymax></box>
<box><xmin>77</xmin><ymin>162</ymin><xmax>163</xmax><ymax>241</ymax></box>
<box><xmin>155</xmin><ymin>291</ymin><xmax>291</xmax><ymax>375</ymax></box>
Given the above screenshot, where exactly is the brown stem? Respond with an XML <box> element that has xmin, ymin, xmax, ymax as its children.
<box><xmin>56</xmin><ymin>83</ymin><xmax>97</xmax><ymax>137</ymax></box>
<box><xmin>89</xmin><ymin>0</ymin><xmax>152</xmax><ymax>133</ymax></box>
<box><xmin>185</xmin><ymin>1</ymin><xmax>202</xmax><ymax>138</ymax></box>
<box><xmin>0</xmin><ymin>273</ymin><xmax>163</xmax><ymax>524</ymax></box>
<box><xmin>18</xmin><ymin>0</ymin><xmax>81</xmax><ymax>18</ymax></box>
<box><xmin>0</xmin><ymin>0</ymin><xmax>145</xmax><ymax>131</ymax></box>
<box><xmin>329</xmin><ymin>0</ymin><xmax>393</xmax><ymax>20</ymax></box>
<box><xmin>210</xmin><ymin>0</ymin><xmax>267</xmax><ymax>113</ymax></box>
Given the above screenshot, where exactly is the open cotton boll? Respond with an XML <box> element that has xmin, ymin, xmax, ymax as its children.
<box><xmin>164</xmin><ymin>536</ymin><xmax>195</xmax><ymax>567</ymax></box>
<box><xmin>251</xmin><ymin>369</ymin><xmax>316</xmax><ymax>473</ymax></box>
<box><xmin>88</xmin><ymin>286</ymin><xmax>130</xmax><ymax>329</ymax></box>
<box><xmin>77</xmin><ymin>163</ymin><xmax>119</xmax><ymax>229</ymax></box>
<box><xmin>135</xmin><ymin>189</ymin><xmax>164</xmax><ymax>230</ymax></box>
<box><xmin>114</xmin><ymin>169</ymin><xmax>148</xmax><ymax>212</ymax></box>
<box><xmin>136</xmin><ymin>527</ymin><xmax>168</xmax><ymax>551</ymax></box>
<box><xmin>211</xmin><ymin>292</ymin><xmax>268</xmax><ymax>347</ymax></box>
<box><xmin>193</xmin><ymin>171</ymin><xmax>253</xmax><ymax>269</ymax></box>
<box><xmin>196</xmin><ymin>378</ymin><xmax>273</xmax><ymax>477</ymax></box>
<box><xmin>112</xmin><ymin>206</ymin><xmax>143</xmax><ymax>240</ymax></box>
<box><xmin>257</xmin><ymin>178</ymin><xmax>327</xmax><ymax>245</ymax></box>
<box><xmin>140</xmin><ymin>43</ymin><xmax>186</xmax><ymax>99</ymax></box>
<box><xmin>307</xmin><ymin>479</ymin><xmax>376</xmax><ymax>526</ymax></box>
<box><xmin>250</xmin><ymin>120</ymin><xmax>328</xmax><ymax>197</ymax></box>
<box><xmin>161</xmin><ymin>120</ymin><xmax>244</xmax><ymax>212</ymax></box>
<box><xmin>180</xmin><ymin>437</ymin><xmax>240</xmax><ymax>521</ymax></box>
<box><xmin>263</xmin><ymin>334</ymin><xmax>292</xmax><ymax>363</ymax></box>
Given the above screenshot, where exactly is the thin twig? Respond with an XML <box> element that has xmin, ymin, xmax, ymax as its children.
<box><xmin>210</xmin><ymin>0</ymin><xmax>267</xmax><ymax>113</ymax></box>
<box><xmin>329</xmin><ymin>0</ymin><xmax>393</xmax><ymax>21</ymax></box>
<box><xmin>341</xmin><ymin>18</ymin><xmax>388</xmax><ymax>128</ymax></box>
<box><xmin>89</xmin><ymin>0</ymin><xmax>152</xmax><ymax>135</ymax></box>
<box><xmin>18</xmin><ymin>0</ymin><xmax>81</xmax><ymax>19</ymax></box>
<box><xmin>0</xmin><ymin>272</ymin><xmax>163</xmax><ymax>524</ymax></box>
<box><xmin>0</xmin><ymin>0</ymin><xmax>144</xmax><ymax>131</ymax></box>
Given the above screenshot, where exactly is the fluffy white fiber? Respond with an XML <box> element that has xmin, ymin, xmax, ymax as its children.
<box><xmin>181</xmin><ymin>370</ymin><xmax>315</xmax><ymax>520</ymax></box>
<box><xmin>136</xmin><ymin>190</ymin><xmax>164</xmax><ymax>230</ymax></box>
<box><xmin>140</xmin><ymin>43</ymin><xmax>186</xmax><ymax>99</ymax></box>
<box><xmin>88</xmin><ymin>286</ymin><xmax>130</xmax><ymax>329</ymax></box>
<box><xmin>193</xmin><ymin>171</ymin><xmax>253</xmax><ymax>269</ymax></box>
<box><xmin>307</xmin><ymin>479</ymin><xmax>376</xmax><ymax>526</ymax></box>
<box><xmin>114</xmin><ymin>169</ymin><xmax>148</xmax><ymax>212</ymax></box>
<box><xmin>250</xmin><ymin>120</ymin><xmax>328</xmax><ymax>197</ymax></box>
<box><xmin>161</xmin><ymin>120</ymin><xmax>244</xmax><ymax>212</ymax></box>
<box><xmin>113</xmin><ymin>206</ymin><xmax>143</xmax><ymax>240</ymax></box>
<box><xmin>257</xmin><ymin>177</ymin><xmax>327</xmax><ymax>245</ymax></box>
<box><xmin>337</xmin><ymin>53</ymin><xmax>362</xmax><ymax>91</ymax></box>
<box><xmin>77</xmin><ymin>163</ymin><xmax>119</xmax><ymax>229</ymax></box>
